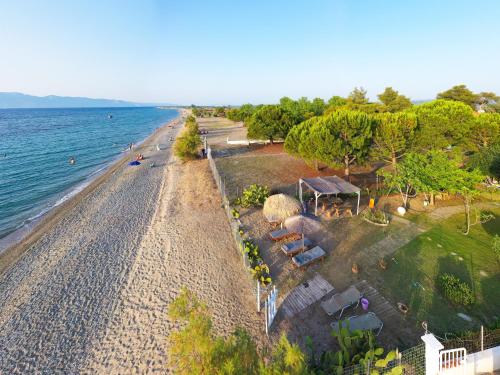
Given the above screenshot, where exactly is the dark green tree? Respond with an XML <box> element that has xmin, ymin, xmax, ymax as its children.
<box><xmin>468</xmin><ymin>143</ymin><xmax>500</xmax><ymax>183</ymax></box>
<box><xmin>247</xmin><ymin>105</ymin><xmax>294</xmax><ymax>142</ymax></box>
<box><xmin>372</xmin><ymin>112</ymin><xmax>417</xmax><ymax>166</ymax></box>
<box><xmin>348</xmin><ymin>87</ymin><xmax>369</xmax><ymax>105</ymax></box>
<box><xmin>284</xmin><ymin>118</ymin><xmax>320</xmax><ymax>170</ymax></box>
<box><xmin>413</xmin><ymin>99</ymin><xmax>475</xmax><ymax>150</ymax></box>
<box><xmin>377</xmin><ymin>87</ymin><xmax>412</xmax><ymax>112</ymax></box>
<box><xmin>437</xmin><ymin>84</ymin><xmax>478</xmax><ymax>109</ymax></box>
<box><xmin>310</xmin><ymin>110</ymin><xmax>374</xmax><ymax>176</ymax></box>
<box><xmin>468</xmin><ymin>113</ymin><xmax>500</xmax><ymax>150</ymax></box>
<box><xmin>327</xmin><ymin>95</ymin><xmax>347</xmax><ymax>109</ymax></box>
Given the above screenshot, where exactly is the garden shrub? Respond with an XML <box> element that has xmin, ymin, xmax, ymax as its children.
<box><xmin>240</xmin><ymin>184</ymin><xmax>270</xmax><ymax>207</ymax></box>
<box><xmin>438</xmin><ymin>273</ymin><xmax>475</xmax><ymax>306</ymax></box>
<box><xmin>240</xmin><ymin>239</ymin><xmax>272</xmax><ymax>285</ymax></box>
<box><xmin>362</xmin><ymin>209</ymin><xmax>389</xmax><ymax>225</ymax></box>
<box><xmin>231</xmin><ymin>208</ymin><xmax>240</xmax><ymax>219</ymax></box>
<box><xmin>251</xmin><ymin>263</ymin><xmax>272</xmax><ymax>286</ymax></box>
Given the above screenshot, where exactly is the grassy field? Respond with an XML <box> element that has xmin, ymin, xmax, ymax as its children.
<box><xmin>379</xmin><ymin>208</ymin><xmax>500</xmax><ymax>335</ymax></box>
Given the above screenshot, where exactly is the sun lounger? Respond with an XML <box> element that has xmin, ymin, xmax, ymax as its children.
<box><xmin>292</xmin><ymin>246</ymin><xmax>326</xmax><ymax>268</ymax></box>
<box><xmin>269</xmin><ymin>228</ymin><xmax>299</xmax><ymax>241</ymax></box>
<box><xmin>330</xmin><ymin>312</ymin><xmax>383</xmax><ymax>336</ymax></box>
<box><xmin>320</xmin><ymin>285</ymin><xmax>362</xmax><ymax>318</ymax></box>
<box><xmin>281</xmin><ymin>238</ymin><xmax>313</xmax><ymax>256</ymax></box>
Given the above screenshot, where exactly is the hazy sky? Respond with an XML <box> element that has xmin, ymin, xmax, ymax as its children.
<box><xmin>1</xmin><ymin>0</ymin><xmax>499</xmax><ymax>105</ymax></box>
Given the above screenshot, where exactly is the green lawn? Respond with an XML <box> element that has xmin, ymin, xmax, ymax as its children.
<box><xmin>380</xmin><ymin>208</ymin><xmax>500</xmax><ymax>335</ymax></box>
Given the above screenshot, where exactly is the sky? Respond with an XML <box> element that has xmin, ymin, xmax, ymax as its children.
<box><xmin>0</xmin><ymin>0</ymin><xmax>499</xmax><ymax>105</ymax></box>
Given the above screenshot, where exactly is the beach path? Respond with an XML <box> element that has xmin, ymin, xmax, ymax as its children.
<box><xmin>0</xmin><ymin>119</ymin><xmax>261</xmax><ymax>374</ymax></box>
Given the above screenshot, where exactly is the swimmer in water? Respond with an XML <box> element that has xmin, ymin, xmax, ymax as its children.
<box><xmin>69</xmin><ymin>156</ymin><xmax>76</xmax><ymax>165</ymax></box>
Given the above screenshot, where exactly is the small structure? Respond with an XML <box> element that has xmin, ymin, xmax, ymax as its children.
<box><xmin>299</xmin><ymin>176</ymin><xmax>361</xmax><ymax>216</ymax></box>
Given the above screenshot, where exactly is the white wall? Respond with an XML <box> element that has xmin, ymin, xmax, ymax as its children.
<box><xmin>465</xmin><ymin>345</ymin><xmax>500</xmax><ymax>374</ymax></box>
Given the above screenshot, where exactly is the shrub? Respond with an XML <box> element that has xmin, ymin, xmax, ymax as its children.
<box><xmin>438</xmin><ymin>273</ymin><xmax>475</xmax><ymax>306</ymax></box>
<box><xmin>240</xmin><ymin>184</ymin><xmax>270</xmax><ymax>208</ymax></box>
<box><xmin>231</xmin><ymin>208</ymin><xmax>240</xmax><ymax>219</ymax></box>
<box><xmin>240</xmin><ymin>239</ymin><xmax>262</xmax><ymax>266</ymax></box>
<box><xmin>174</xmin><ymin>117</ymin><xmax>202</xmax><ymax>161</ymax></box>
<box><xmin>251</xmin><ymin>263</ymin><xmax>272</xmax><ymax>286</ymax></box>
<box><xmin>174</xmin><ymin>132</ymin><xmax>202</xmax><ymax>161</ymax></box>
<box><xmin>362</xmin><ymin>209</ymin><xmax>389</xmax><ymax>225</ymax></box>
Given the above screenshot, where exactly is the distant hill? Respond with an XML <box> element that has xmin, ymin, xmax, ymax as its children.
<box><xmin>412</xmin><ymin>99</ymin><xmax>433</xmax><ymax>105</ymax></box>
<box><xmin>0</xmin><ymin>92</ymin><xmax>174</xmax><ymax>109</ymax></box>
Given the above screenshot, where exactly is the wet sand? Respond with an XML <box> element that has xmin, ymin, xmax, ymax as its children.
<box><xmin>0</xmin><ymin>112</ymin><xmax>262</xmax><ymax>373</ymax></box>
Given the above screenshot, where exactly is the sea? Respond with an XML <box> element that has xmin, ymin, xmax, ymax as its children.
<box><xmin>0</xmin><ymin>107</ymin><xmax>179</xmax><ymax>248</ymax></box>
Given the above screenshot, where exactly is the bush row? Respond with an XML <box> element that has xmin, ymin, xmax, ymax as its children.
<box><xmin>174</xmin><ymin>115</ymin><xmax>202</xmax><ymax>161</ymax></box>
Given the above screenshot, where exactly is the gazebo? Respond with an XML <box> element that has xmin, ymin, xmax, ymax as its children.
<box><xmin>299</xmin><ymin>176</ymin><xmax>361</xmax><ymax>216</ymax></box>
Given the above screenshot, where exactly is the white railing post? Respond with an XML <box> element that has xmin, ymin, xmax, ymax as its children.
<box><xmin>257</xmin><ymin>280</ymin><xmax>260</xmax><ymax>312</ymax></box>
<box><xmin>422</xmin><ymin>333</ymin><xmax>444</xmax><ymax>375</ymax></box>
<box><xmin>481</xmin><ymin>325</ymin><xmax>484</xmax><ymax>352</ymax></box>
<box><xmin>264</xmin><ymin>300</ymin><xmax>268</xmax><ymax>336</ymax></box>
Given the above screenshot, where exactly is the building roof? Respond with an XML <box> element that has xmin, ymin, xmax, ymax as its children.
<box><xmin>300</xmin><ymin>176</ymin><xmax>360</xmax><ymax>195</ymax></box>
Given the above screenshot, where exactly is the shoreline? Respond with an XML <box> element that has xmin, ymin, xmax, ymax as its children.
<box><xmin>0</xmin><ymin>110</ymin><xmax>184</xmax><ymax>276</ymax></box>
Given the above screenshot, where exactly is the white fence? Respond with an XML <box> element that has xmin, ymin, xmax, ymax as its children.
<box><xmin>439</xmin><ymin>348</ymin><xmax>467</xmax><ymax>374</ymax></box>
<box><xmin>206</xmin><ymin>144</ymin><xmax>274</xmax><ymax>324</ymax></box>
<box><xmin>422</xmin><ymin>332</ymin><xmax>500</xmax><ymax>375</ymax></box>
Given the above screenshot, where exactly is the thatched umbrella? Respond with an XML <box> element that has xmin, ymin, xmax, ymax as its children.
<box><xmin>263</xmin><ymin>194</ymin><xmax>302</xmax><ymax>224</ymax></box>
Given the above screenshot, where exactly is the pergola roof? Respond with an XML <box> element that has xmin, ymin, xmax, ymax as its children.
<box><xmin>300</xmin><ymin>176</ymin><xmax>360</xmax><ymax>195</ymax></box>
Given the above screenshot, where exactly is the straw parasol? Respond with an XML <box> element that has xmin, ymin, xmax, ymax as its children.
<box><xmin>263</xmin><ymin>194</ymin><xmax>302</xmax><ymax>224</ymax></box>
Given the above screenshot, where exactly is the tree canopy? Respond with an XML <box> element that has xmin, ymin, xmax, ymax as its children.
<box><xmin>437</xmin><ymin>84</ymin><xmax>478</xmax><ymax>109</ymax></box>
<box><xmin>412</xmin><ymin>99</ymin><xmax>475</xmax><ymax>150</ymax></box>
<box><xmin>348</xmin><ymin>87</ymin><xmax>369</xmax><ymax>105</ymax></box>
<box><xmin>469</xmin><ymin>113</ymin><xmax>500</xmax><ymax>150</ymax></box>
<box><xmin>372</xmin><ymin>112</ymin><xmax>417</xmax><ymax>165</ymax></box>
<box><xmin>288</xmin><ymin>110</ymin><xmax>374</xmax><ymax>176</ymax></box>
<box><xmin>377</xmin><ymin>87</ymin><xmax>412</xmax><ymax>112</ymax></box>
<box><xmin>247</xmin><ymin>105</ymin><xmax>295</xmax><ymax>142</ymax></box>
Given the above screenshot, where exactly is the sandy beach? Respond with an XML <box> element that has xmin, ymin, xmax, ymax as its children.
<box><xmin>0</xmin><ymin>113</ymin><xmax>262</xmax><ymax>373</ymax></box>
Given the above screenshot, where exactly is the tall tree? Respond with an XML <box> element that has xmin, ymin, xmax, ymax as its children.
<box><xmin>468</xmin><ymin>143</ymin><xmax>500</xmax><ymax>184</ymax></box>
<box><xmin>310</xmin><ymin>110</ymin><xmax>374</xmax><ymax>176</ymax></box>
<box><xmin>437</xmin><ymin>84</ymin><xmax>477</xmax><ymax>109</ymax></box>
<box><xmin>348</xmin><ymin>87</ymin><xmax>369</xmax><ymax>105</ymax></box>
<box><xmin>227</xmin><ymin>103</ymin><xmax>256</xmax><ymax>122</ymax></box>
<box><xmin>469</xmin><ymin>113</ymin><xmax>500</xmax><ymax>150</ymax></box>
<box><xmin>327</xmin><ymin>95</ymin><xmax>347</xmax><ymax>109</ymax></box>
<box><xmin>247</xmin><ymin>105</ymin><xmax>294</xmax><ymax>142</ymax></box>
<box><xmin>310</xmin><ymin>97</ymin><xmax>326</xmax><ymax>116</ymax></box>
<box><xmin>372</xmin><ymin>112</ymin><xmax>417</xmax><ymax>166</ymax></box>
<box><xmin>377</xmin><ymin>87</ymin><xmax>412</xmax><ymax>112</ymax></box>
<box><xmin>284</xmin><ymin>118</ymin><xmax>319</xmax><ymax>169</ymax></box>
<box><xmin>413</xmin><ymin>99</ymin><xmax>475</xmax><ymax>150</ymax></box>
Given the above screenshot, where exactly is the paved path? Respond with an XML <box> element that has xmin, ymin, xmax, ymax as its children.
<box><xmin>428</xmin><ymin>202</ymin><xmax>500</xmax><ymax>221</ymax></box>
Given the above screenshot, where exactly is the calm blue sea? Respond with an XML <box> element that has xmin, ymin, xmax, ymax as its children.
<box><xmin>0</xmin><ymin>107</ymin><xmax>179</xmax><ymax>241</ymax></box>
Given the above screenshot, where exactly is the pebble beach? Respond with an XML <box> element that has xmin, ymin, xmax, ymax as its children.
<box><xmin>0</xmin><ymin>113</ymin><xmax>262</xmax><ymax>374</ymax></box>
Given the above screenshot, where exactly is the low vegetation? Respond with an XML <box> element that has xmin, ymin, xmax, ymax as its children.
<box><xmin>438</xmin><ymin>273</ymin><xmax>475</xmax><ymax>306</ymax></box>
<box><xmin>168</xmin><ymin>288</ymin><xmax>402</xmax><ymax>374</ymax></box>
<box><xmin>362</xmin><ymin>209</ymin><xmax>389</xmax><ymax>225</ymax></box>
<box><xmin>241</xmin><ymin>239</ymin><xmax>271</xmax><ymax>286</ymax></box>
<box><xmin>240</xmin><ymin>184</ymin><xmax>270</xmax><ymax>208</ymax></box>
<box><xmin>381</xmin><ymin>209</ymin><xmax>500</xmax><ymax>333</ymax></box>
<box><xmin>174</xmin><ymin>115</ymin><xmax>202</xmax><ymax>161</ymax></box>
